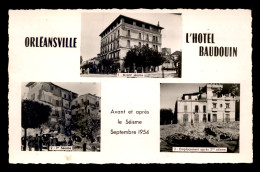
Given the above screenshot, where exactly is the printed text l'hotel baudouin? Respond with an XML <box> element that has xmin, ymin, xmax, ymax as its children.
<box><xmin>186</xmin><ymin>33</ymin><xmax>237</xmax><ymax>57</ymax></box>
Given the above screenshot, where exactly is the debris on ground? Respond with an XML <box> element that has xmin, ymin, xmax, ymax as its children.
<box><xmin>160</xmin><ymin>121</ymin><xmax>239</xmax><ymax>152</ymax></box>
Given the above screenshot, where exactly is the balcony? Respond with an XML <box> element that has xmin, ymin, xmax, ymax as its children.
<box><xmin>212</xmin><ymin>108</ymin><xmax>218</xmax><ymax>112</ymax></box>
<box><xmin>211</xmin><ymin>96</ymin><xmax>218</xmax><ymax>100</ymax></box>
<box><xmin>225</xmin><ymin>96</ymin><xmax>233</xmax><ymax>101</ymax></box>
<box><xmin>225</xmin><ymin>108</ymin><xmax>231</xmax><ymax>112</ymax></box>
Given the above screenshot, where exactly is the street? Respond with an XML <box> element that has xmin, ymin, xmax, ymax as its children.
<box><xmin>81</xmin><ymin>71</ymin><xmax>179</xmax><ymax>78</ymax></box>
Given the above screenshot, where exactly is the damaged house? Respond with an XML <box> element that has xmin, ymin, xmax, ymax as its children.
<box><xmin>176</xmin><ymin>84</ymin><xmax>237</xmax><ymax>124</ymax></box>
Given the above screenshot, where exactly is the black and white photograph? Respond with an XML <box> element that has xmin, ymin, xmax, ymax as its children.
<box><xmin>160</xmin><ymin>83</ymin><xmax>240</xmax><ymax>153</ymax></box>
<box><xmin>8</xmin><ymin>9</ymin><xmax>252</xmax><ymax>164</ymax></box>
<box><xmin>21</xmin><ymin>82</ymin><xmax>101</xmax><ymax>152</ymax></box>
<box><xmin>80</xmin><ymin>13</ymin><xmax>182</xmax><ymax>78</ymax></box>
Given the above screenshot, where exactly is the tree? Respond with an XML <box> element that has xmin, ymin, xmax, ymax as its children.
<box><xmin>81</xmin><ymin>61</ymin><xmax>90</xmax><ymax>73</ymax></box>
<box><xmin>101</xmin><ymin>58</ymin><xmax>113</xmax><ymax>73</ymax></box>
<box><xmin>160</xmin><ymin>108</ymin><xmax>174</xmax><ymax>125</ymax></box>
<box><xmin>172</xmin><ymin>50</ymin><xmax>182</xmax><ymax>77</ymax></box>
<box><xmin>124</xmin><ymin>45</ymin><xmax>165</xmax><ymax>73</ymax></box>
<box><xmin>22</xmin><ymin>100</ymin><xmax>51</xmax><ymax>150</ymax></box>
<box><xmin>80</xmin><ymin>56</ymin><xmax>83</xmax><ymax>65</ymax></box>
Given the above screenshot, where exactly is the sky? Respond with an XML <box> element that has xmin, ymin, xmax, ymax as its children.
<box><xmin>160</xmin><ymin>83</ymin><xmax>206</xmax><ymax>111</ymax></box>
<box><xmin>80</xmin><ymin>12</ymin><xmax>182</xmax><ymax>61</ymax></box>
<box><xmin>22</xmin><ymin>82</ymin><xmax>101</xmax><ymax>99</ymax></box>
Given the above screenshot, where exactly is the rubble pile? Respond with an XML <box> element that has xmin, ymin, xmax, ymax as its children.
<box><xmin>166</xmin><ymin>133</ymin><xmax>214</xmax><ymax>147</ymax></box>
<box><xmin>161</xmin><ymin>122</ymin><xmax>239</xmax><ymax>152</ymax></box>
<box><xmin>205</xmin><ymin>122</ymin><xmax>239</xmax><ymax>141</ymax></box>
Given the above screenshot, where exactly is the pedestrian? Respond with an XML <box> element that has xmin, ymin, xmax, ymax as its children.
<box><xmin>48</xmin><ymin>136</ymin><xmax>52</xmax><ymax>151</ymax></box>
<box><xmin>68</xmin><ymin>138</ymin><xmax>73</xmax><ymax>146</ymax></box>
<box><xmin>52</xmin><ymin>136</ymin><xmax>57</xmax><ymax>146</ymax></box>
<box><xmin>39</xmin><ymin>136</ymin><xmax>43</xmax><ymax>151</ymax></box>
<box><xmin>34</xmin><ymin>134</ymin><xmax>39</xmax><ymax>151</ymax></box>
<box><xmin>83</xmin><ymin>142</ymin><xmax>86</xmax><ymax>151</ymax></box>
<box><xmin>28</xmin><ymin>136</ymin><xmax>33</xmax><ymax>151</ymax></box>
<box><xmin>21</xmin><ymin>137</ymin><xmax>26</xmax><ymax>151</ymax></box>
<box><xmin>63</xmin><ymin>138</ymin><xmax>67</xmax><ymax>146</ymax></box>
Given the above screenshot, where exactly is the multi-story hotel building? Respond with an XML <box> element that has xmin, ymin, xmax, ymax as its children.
<box><xmin>176</xmin><ymin>84</ymin><xmax>237</xmax><ymax>124</ymax></box>
<box><xmin>99</xmin><ymin>15</ymin><xmax>164</xmax><ymax>71</ymax></box>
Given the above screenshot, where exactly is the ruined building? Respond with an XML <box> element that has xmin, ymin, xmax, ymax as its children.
<box><xmin>176</xmin><ymin>84</ymin><xmax>237</xmax><ymax>124</ymax></box>
<box><xmin>25</xmin><ymin>82</ymin><xmax>78</xmax><ymax>130</ymax></box>
<box><xmin>25</xmin><ymin>82</ymin><xmax>100</xmax><ymax>138</ymax></box>
<box><xmin>70</xmin><ymin>93</ymin><xmax>101</xmax><ymax>142</ymax></box>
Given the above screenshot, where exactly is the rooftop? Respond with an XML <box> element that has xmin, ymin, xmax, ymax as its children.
<box><xmin>99</xmin><ymin>15</ymin><xmax>164</xmax><ymax>37</ymax></box>
<box><xmin>26</xmin><ymin>82</ymin><xmax>78</xmax><ymax>96</ymax></box>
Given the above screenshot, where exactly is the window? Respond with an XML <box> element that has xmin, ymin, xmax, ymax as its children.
<box><xmin>220</xmin><ymin>104</ymin><xmax>223</xmax><ymax>108</ymax></box>
<box><xmin>139</xmin><ymin>33</ymin><xmax>141</xmax><ymax>39</ymax></box>
<box><xmin>208</xmin><ymin>113</ymin><xmax>211</xmax><ymax>122</ymax></box>
<box><xmin>31</xmin><ymin>93</ymin><xmax>35</xmax><ymax>100</ymax></box>
<box><xmin>226</xmin><ymin>103</ymin><xmax>230</xmax><ymax>108</ymax></box>
<box><xmin>56</xmin><ymin>100</ymin><xmax>59</xmax><ymax>106</ymax></box>
<box><xmin>139</xmin><ymin>42</ymin><xmax>141</xmax><ymax>47</ymax></box>
<box><xmin>127</xmin><ymin>40</ymin><xmax>130</xmax><ymax>47</ymax></box>
<box><xmin>194</xmin><ymin>114</ymin><xmax>199</xmax><ymax>123</ymax></box>
<box><xmin>127</xmin><ymin>30</ymin><xmax>130</xmax><ymax>37</ymax></box>
<box><xmin>118</xmin><ymin>30</ymin><xmax>120</xmax><ymax>37</ymax></box>
<box><xmin>48</xmin><ymin>96</ymin><xmax>51</xmax><ymax>103</ymax></box>
<box><xmin>153</xmin><ymin>36</ymin><xmax>155</xmax><ymax>42</ymax></box>
<box><xmin>156</xmin><ymin>45</ymin><xmax>158</xmax><ymax>51</ymax></box>
<box><xmin>225</xmin><ymin>114</ymin><xmax>230</xmax><ymax>122</ymax></box>
<box><xmin>195</xmin><ymin>105</ymin><xmax>199</xmax><ymax>113</ymax></box>
<box><xmin>203</xmin><ymin>105</ymin><xmax>206</xmax><ymax>113</ymax></box>
<box><xmin>213</xmin><ymin>114</ymin><xmax>217</xmax><ymax>122</ymax></box>
<box><xmin>146</xmin><ymin>44</ymin><xmax>149</xmax><ymax>47</ymax></box>
<box><xmin>64</xmin><ymin>94</ymin><xmax>66</xmax><ymax>98</ymax></box>
<box><xmin>183</xmin><ymin>114</ymin><xmax>188</xmax><ymax>124</ymax></box>
<box><xmin>153</xmin><ymin>45</ymin><xmax>155</xmax><ymax>50</ymax></box>
<box><xmin>184</xmin><ymin>105</ymin><xmax>187</xmax><ymax>112</ymax></box>
<box><xmin>188</xmin><ymin>95</ymin><xmax>191</xmax><ymax>99</ymax></box>
<box><xmin>146</xmin><ymin>34</ymin><xmax>149</xmax><ymax>41</ymax></box>
<box><xmin>213</xmin><ymin>103</ymin><xmax>217</xmax><ymax>108</ymax></box>
<box><xmin>203</xmin><ymin>114</ymin><xmax>207</xmax><ymax>123</ymax></box>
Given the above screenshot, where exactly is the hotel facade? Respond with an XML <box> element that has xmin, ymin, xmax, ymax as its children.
<box><xmin>176</xmin><ymin>84</ymin><xmax>237</xmax><ymax>124</ymax></box>
<box><xmin>99</xmin><ymin>15</ymin><xmax>164</xmax><ymax>71</ymax></box>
